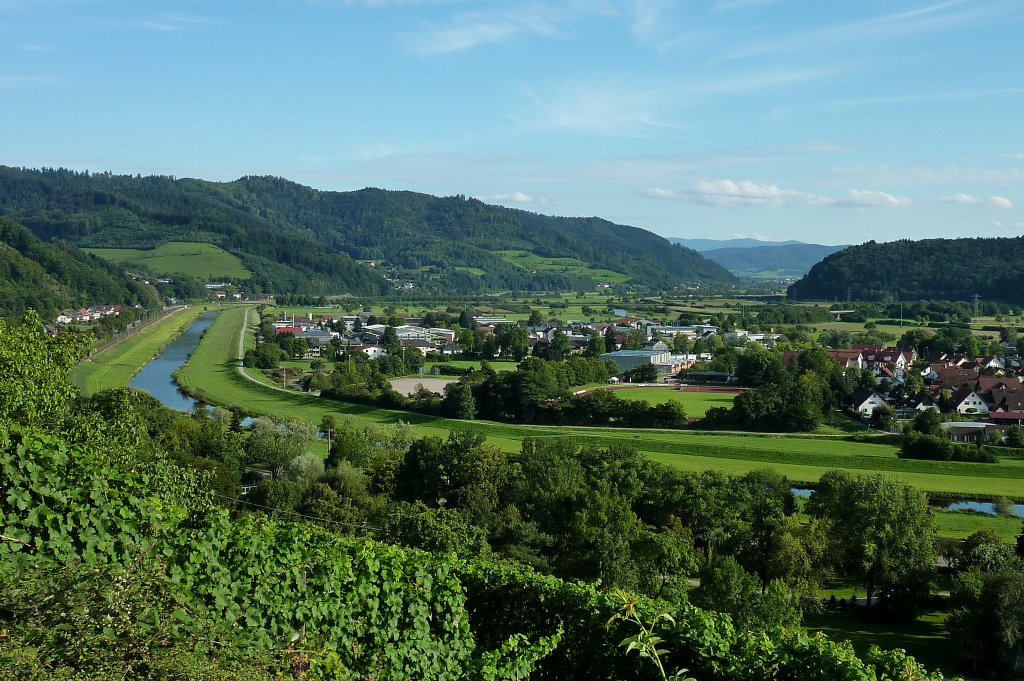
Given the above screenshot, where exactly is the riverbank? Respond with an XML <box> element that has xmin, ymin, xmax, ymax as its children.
<box><xmin>71</xmin><ymin>305</ymin><xmax>208</xmax><ymax>395</ymax></box>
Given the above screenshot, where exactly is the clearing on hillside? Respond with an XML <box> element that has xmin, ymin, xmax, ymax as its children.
<box><xmin>85</xmin><ymin>242</ymin><xmax>251</xmax><ymax>280</ymax></box>
<box><xmin>494</xmin><ymin>250</ymin><xmax>631</xmax><ymax>284</ymax></box>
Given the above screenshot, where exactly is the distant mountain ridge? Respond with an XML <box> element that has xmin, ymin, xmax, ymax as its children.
<box><xmin>789</xmin><ymin>237</ymin><xmax>1024</xmax><ymax>303</ymax></box>
<box><xmin>667</xmin><ymin>238</ymin><xmax>846</xmax><ymax>278</ymax></box>
<box><xmin>0</xmin><ymin>167</ymin><xmax>735</xmax><ymax>294</ymax></box>
<box><xmin>668</xmin><ymin>237</ymin><xmax>806</xmax><ymax>251</ymax></box>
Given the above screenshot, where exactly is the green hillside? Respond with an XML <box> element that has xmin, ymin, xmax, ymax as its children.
<box><xmin>702</xmin><ymin>243</ymin><xmax>846</xmax><ymax>279</ymax></box>
<box><xmin>0</xmin><ymin>217</ymin><xmax>158</xmax><ymax>319</ymax></box>
<box><xmin>790</xmin><ymin>237</ymin><xmax>1024</xmax><ymax>302</ymax></box>
<box><xmin>85</xmin><ymin>242</ymin><xmax>251</xmax><ymax>280</ymax></box>
<box><xmin>0</xmin><ymin>166</ymin><xmax>736</xmax><ymax>294</ymax></box>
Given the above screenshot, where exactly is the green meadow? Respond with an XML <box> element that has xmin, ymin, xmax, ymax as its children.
<box><xmin>85</xmin><ymin>241</ymin><xmax>251</xmax><ymax>280</ymax></box>
<box><xmin>494</xmin><ymin>249</ymin><xmax>631</xmax><ymax>284</ymax></box>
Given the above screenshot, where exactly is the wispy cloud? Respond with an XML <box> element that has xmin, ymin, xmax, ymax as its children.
<box><xmin>718</xmin><ymin>0</ymin><xmax>1006</xmax><ymax>62</ymax></box>
<box><xmin>775</xmin><ymin>87</ymin><xmax>1024</xmax><ymax>117</ymax></box>
<box><xmin>139</xmin><ymin>13</ymin><xmax>222</xmax><ymax>32</ymax></box>
<box><xmin>650</xmin><ymin>180</ymin><xmax>912</xmax><ymax>208</ymax></box>
<box><xmin>475</xmin><ymin>191</ymin><xmax>534</xmax><ymax>204</ymax></box>
<box><xmin>519</xmin><ymin>75</ymin><xmax>679</xmax><ymax>136</ymax></box>
<box><xmin>403</xmin><ymin>6</ymin><xmax>562</xmax><ymax>56</ymax></box>
<box><xmin>942</xmin><ymin>193</ymin><xmax>1014</xmax><ymax>208</ymax></box>
<box><xmin>0</xmin><ymin>74</ymin><xmax>62</xmax><ymax>88</ymax></box>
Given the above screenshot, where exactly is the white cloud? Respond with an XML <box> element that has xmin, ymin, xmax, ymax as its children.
<box><xmin>404</xmin><ymin>6</ymin><xmax>561</xmax><ymax>56</ymax></box>
<box><xmin>139</xmin><ymin>13</ymin><xmax>221</xmax><ymax>31</ymax></box>
<box><xmin>520</xmin><ymin>75</ymin><xmax>677</xmax><ymax>136</ymax></box>
<box><xmin>476</xmin><ymin>191</ymin><xmax>534</xmax><ymax>204</ymax></box>
<box><xmin>689</xmin><ymin>180</ymin><xmax>831</xmax><ymax>207</ymax></box>
<box><xmin>649</xmin><ymin>180</ymin><xmax>912</xmax><ymax>208</ymax></box>
<box><xmin>942</xmin><ymin>193</ymin><xmax>1013</xmax><ymax>208</ymax></box>
<box><xmin>842</xmin><ymin>189</ymin><xmax>912</xmax><ymax>207</ymax></box>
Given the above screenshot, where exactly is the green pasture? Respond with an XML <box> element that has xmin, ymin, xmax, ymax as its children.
<box><xmin>932</xmin><ymin>510</ymin><xmax>1022</xmax><ymax>542</ymax></box>
<box><xmin>494</xmin><ymin>249</ymin><xmax>631</xmax><ymax>285</ymax></box>
<box><xmin>85</xmin><ymin>241</ymin><xmax>251</xmax><ymax>280</ymax></box>
<box><xmin>603</xmin><ymin>387</ymin><xmax>736</xmax><ymax>417</ymax></box>
<box><xmin>71</xmin><ymin>306</ymin><xmax>206</xmax><ymax>395</ymax></box>
<box><xmin>421</xmin><ymin>359</ymin><xmax>519</xmax><ymax>374</ymax></box>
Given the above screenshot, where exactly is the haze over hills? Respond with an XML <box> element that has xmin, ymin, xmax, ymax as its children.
<box><xmin>789</xmin><ymin>236</ymin><xmax>1024</xmax><ymax>304</ymax></box>
<box><xmin>668</xmin><ymin>238</ymin><xmax>846</xmax><ymax>279</ymax></box>
<box><xmin>669</xmin><ymin>237</ymin><xmax>807</xmax><ymax>251</ymax></box>
<box><xmin>0</xmin><ymin>167</ymin><xmax>735</xmax><ymax>295</ymax></box>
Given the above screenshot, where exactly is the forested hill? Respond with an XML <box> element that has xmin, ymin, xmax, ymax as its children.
<box><xmin>0</xmin><ymin>217</ymin><xmax>158</xmax><ymax>319</ymax></box>
<box><xmin>789</xmin><ymin>236</ymin><xmax>1024</xmax><ymax>303</ymax></box>
<box><xmin>701</xmin><ymin>243</ymin><xmax>845</xmax><ymax>279</ymax></box>
<box><xmin>0</xmin><ymin>166</ymin><xmax>735</xmax><ymax>294</ymax></box>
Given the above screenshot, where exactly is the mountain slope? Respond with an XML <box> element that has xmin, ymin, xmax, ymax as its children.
<box><xmin>789</xmin><ymin>237</ymin><xmax>1024</xmax><ymax>303</ymax></box>
<box><xmin>0</xmin><ymin>167</ymin><xmax>735</xmax><ymax>294</ymax></box>
<box><xmin>701</xmin><ymin>243</ymin><xmax>846</xmax><ymax>279</ymax></box>
<box><xmin>0</xmin><ymin>217</ymin><xmax>158</xmax><ymax>318</ymax></box>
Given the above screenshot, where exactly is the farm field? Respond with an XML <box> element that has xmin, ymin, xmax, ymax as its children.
<box><xmin>71</xmin><ymin>306</ymin><xmax>205</xmax><ymax>395</ymax></box>
<box><xmin>602</xmin><ymin>386</ymin><xmax>736</xmax><ymax>417</ymax></box>
<box><xmin>173</xmin><ymin>305</ymin><xmax>1024</xmax><ymax>500</ymax></box>
<box><xmin>931</xmin><ymin>510</ymin><xmax>1023</xmax><ymax>542</ymax></box>
<box><xmin>84</xmin><ymin>241</ymin><xmax>251</xmax><ymax>280</ymax></box>
<box><xmin>494</xmin><ymin>249</ymin><xmax>631</xmax><ymax>284</ymax></box>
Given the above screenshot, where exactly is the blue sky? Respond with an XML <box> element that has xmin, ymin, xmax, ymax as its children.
<box><xmin>1</xmin><ymin>0</ymin><xmax>1022</xmax><ymax>244</ymax></box>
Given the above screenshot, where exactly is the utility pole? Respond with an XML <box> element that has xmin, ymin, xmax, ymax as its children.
<box><xmin>973</xmin><ymin>293</ymin><xmax>981</xmax><ymax>318</ymax></box>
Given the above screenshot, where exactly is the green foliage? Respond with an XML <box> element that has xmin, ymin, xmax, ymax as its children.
<box><xmin>0</xmin><ymin>217</ymin><xmax>159</xmax><ymax>319</ymax></box>
<box><xmin>790</xmin><ymin>236</ymin><xmax>1024</xmax><ymax>303</ymax></box>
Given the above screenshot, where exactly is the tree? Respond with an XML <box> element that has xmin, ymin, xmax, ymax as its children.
<box><xmin>948</xmin><ymin>564</ymin><xmax>1024</xmax><ymax>674</ymax></box>
<box><xmin>548</xmin><ymin>330</ymin><xmax>571</xmax><ymax>362</ymax></box>
<box><xmin>442</xmin><ymin>380</ymin><xmax>477</xmax><ymax>420</ymax></box>
<box><xmin>807</xmin><ymin>472</ymin><xmax>935</xmax><ymax>615</ymax></box>
<box><xmin>911</xmin><ymin>409</ymin><xmax>943</xmax><ymax>436</ymax></box>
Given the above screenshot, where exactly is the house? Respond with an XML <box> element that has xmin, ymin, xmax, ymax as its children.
<box><xmin>934</xmin><ymin>366</ymin><xmax>979</xmax><ymax>390</ymax></box>
<box><xmin>952</xmin><ymin>387</ymin><xmax>989</xmax><ymax>415</ymax></box>
<box><xmin>851</xmin><ymin>388</ymin><xmax>887</xmax><ymax>417</ymax></box>
<box><xmin>643</xmin><ymin>339</ymin><xmax>671</xmax><ymax>353</ymax></box>
<box><xmin>974</xmin><ymin>355</ymin><xmax>1006</xmax><ymax>372</ymax></box>
<box><xmin>912</xmin><ymin>394</ymin><xmax>940</xmax><ymax>412</ymax></box>
<box><xmin>941</xmin><ymin>421</ymin><xmax>1000</xmax><ymax>443</ymax></box>
<box><xmin>825</xmin><ymin>349</ymin><xmax>865</xmax><ymax>370</ymax></box>
<box><xmin>55</xmin><ymin>310</ymin><xmax>74</xmax><ymax>324</ymax></box>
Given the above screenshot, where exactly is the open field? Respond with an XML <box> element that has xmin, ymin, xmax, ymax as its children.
<box><xmin>932</xmin><ymin>510</ymin><xmax>1023</xmax><ymax>542</ymax></box>
<box><xmin>600</xmin><ymin>386</ymin><xmax>736</xmax><ymax>417</ymax></box>
<box><xmin>85</xmin><ymin>242</ymin><xmax>251</xmax><ymax>280</ymax></box>
<box><xmin>171</xmin><ymin>305</ymin><xmax>1024</xmax><ymax>500</ymax></box>
<box><xmin>71</xmin><ymin>306</ymin><xmax>206</xmax><ymax>395</ymax></box>
<box><xmin>494</xmin><ymin>249</ymin><xmax>631</xmax><ymax>284</ymax></box>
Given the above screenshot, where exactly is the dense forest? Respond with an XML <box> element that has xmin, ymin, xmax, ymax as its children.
<box><xmin>0</xmin><ymin>217</ymin><xmax>158</xmax><ymax>319</ymax></box>
<box><xmin>789</xmin><ymin>237</ymin><xmax>1024</xmax><ymax>303</ymax></box>
<box><xmin>0</xmin><ymin>166</ymin><xmax>736</xmax><ymax>295</ymax></box>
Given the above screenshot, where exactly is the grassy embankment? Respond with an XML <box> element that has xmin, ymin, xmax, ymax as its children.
<box><xmin>174</xmin><ymin>306</ymin><xmax>1024</xmax><ymax>501</ymax></box>
<box><xmin>70</xmin><ymin>306</ymin><xmax>206</xmax><ymax>396</ymax></box>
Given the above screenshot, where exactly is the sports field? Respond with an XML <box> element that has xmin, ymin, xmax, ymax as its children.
<box><xmin>171</xmin><ymin>306</ymin><xmax>1024</xmax><ymax>499</ymax></box>
<box><xmin>601</xmin><ymin>386</ymin><xmax>737</xmax><ymax>417</ymax></box>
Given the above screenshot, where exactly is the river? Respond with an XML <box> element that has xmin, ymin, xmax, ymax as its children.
<box><xmin>129</xmin><ymin>309</ymin><xmax>218</xmax><ymax>412</ymax></box>
<box><xmin>793</xmin><ymin>487</ymin><xmax>1024</xmax><ymax>518</ymax></box>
